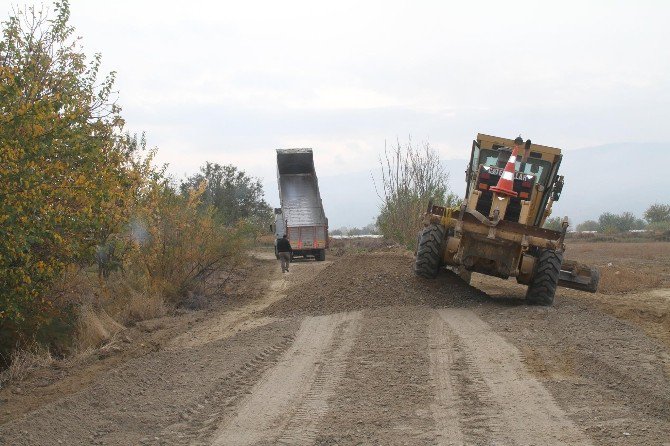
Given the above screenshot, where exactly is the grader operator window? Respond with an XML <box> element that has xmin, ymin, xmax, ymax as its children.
<box><xmin>478</xmin><ymin>149</ymin><xmax>552</xmax><ymax>184</ymax></box>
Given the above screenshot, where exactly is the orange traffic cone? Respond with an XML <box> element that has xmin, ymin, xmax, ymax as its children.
<box><xmin>490</xmin><ymin>137</ymin><xmax>523</xmax><ymax>197</ymax></box>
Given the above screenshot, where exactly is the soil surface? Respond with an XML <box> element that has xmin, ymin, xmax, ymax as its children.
<box><xmin>2</xmin><ymin>248</ymin><xmax>670</xmax><ymax>445</ymax></box>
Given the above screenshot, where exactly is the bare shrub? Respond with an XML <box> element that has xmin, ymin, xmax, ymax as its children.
<box><xmin>0</xmin><ymin>346</ymin><xmax>55</xmax><ymax>389</ymax></box>
<box><xmin>375</xmin><ymin>139</ymin><xmax>458</xmax><ymax>249</ymax></box>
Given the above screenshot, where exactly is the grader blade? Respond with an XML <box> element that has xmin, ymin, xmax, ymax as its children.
<box><xmin>558</xmin><ymin>259</ymin><xmax>600</xmax><ymax>293</ymax></box>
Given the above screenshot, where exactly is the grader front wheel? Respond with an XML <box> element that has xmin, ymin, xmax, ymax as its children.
<box><xmin>414</xmin><ymin>224</ymin><xmax>446</xmax><ymax>279</ymax></box>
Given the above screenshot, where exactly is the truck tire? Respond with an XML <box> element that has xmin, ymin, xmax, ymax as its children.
<box><xmin>526</xmin><ymin>249</ymin><xmax>563</xmax><ymax>306</ymax></box>
<box><xmin>315</xmin><ymin>249</ymin><xmax>326</xmax><ymax>261</ymax></box>
<box><xmin>414</xmin><ymin>224</ymin><xmax>446</xmax><ymax>279</ymax></box>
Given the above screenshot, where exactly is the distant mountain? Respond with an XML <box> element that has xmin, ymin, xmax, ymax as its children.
<box><xmin>440</xmin><ymin>143</ymin><xmax>670</xmax><ymax>225</ymax></box>
<box><xmin>552</xmin><ymin>143</ymin><xmax>670</xmax><ymax>224</ymax></box>
<box><xmin>315</xmin><ymin>143</ymin><xmax>670</xmax><ymax>228</ymax></box>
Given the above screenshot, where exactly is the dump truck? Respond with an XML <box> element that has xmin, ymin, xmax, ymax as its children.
<box><xmin>272</xmin><ymin>148</ymin><xmax>328</xmax><ymax>261</ymax></box>
<box><xmin>414</xmin><ymin>134</ymin><xmax>599</xmax><ymax>305</ymax></box>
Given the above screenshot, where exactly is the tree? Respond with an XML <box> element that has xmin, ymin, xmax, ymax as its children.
<box><xmin>631</xmin><ymin>217</ymin><xmax>647</xmax><ymax>230</ymax></box>
<box><xmin>374</xmin><ymin>139</ymin><xmax>458</xmax><ymax>249</ymax></box>
<box><xmin>348</xmin><ymin>227</ymin><xmax>363</xmax><ymax>236</ymax></box>
<box><xmin>576</xmin><ymin>220</ymin><xmax>599</xmax><ymax>232</ymax></box>
<box><xmin>543</xmin><ymin>217</ymin><xmax>564</xmax><ymax>231</ymax></box>
<box><xmin>180</xmin><ymin>162</ymin><xmax>272</xmax><ymax>228</ymax></box>
<box><xmin>0</xmin><ymin>1</ymin><xmax>134</xmax><ymax>351</ymax></box>
<box><xmin>644</xmin><ymin>203</ymin><xmax>670</xmax><ymax>224</ymax></box>
<box><xmin>362</xmin><ymin>223</ymin><xmax>379</xmax><ymax>235</ymax></box>
<box><xmin>598</xmin><ymin>211</ymin><xmax>645</xmax><ymax>233</ymax></box>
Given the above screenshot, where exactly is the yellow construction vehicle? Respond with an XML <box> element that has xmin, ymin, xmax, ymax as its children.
<box><xmin>414</xmin><ymin>133</ymin><xmax>599</xmax><ymax>305</ymax></box>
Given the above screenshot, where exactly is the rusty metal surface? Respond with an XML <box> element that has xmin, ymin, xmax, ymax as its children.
<box><xmin>459</xmin><ymin>234</ymin><xmax>521</xmax><ymax>278</ymax></box>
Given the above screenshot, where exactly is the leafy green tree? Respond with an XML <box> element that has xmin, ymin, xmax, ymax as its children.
<box><xmin>631</xmin><ymin>217</ymin><xmax>647</xmax><ymax>230</ymax></box>
<box><xmin>180</xmin><ymin>162</ymin><xmax>272</xmax><ymax>228</ymax></box>
<box><xmin>616</xmin><ymin>211</ymin><xmax>645</xmax><ymax>231</ymax></box>
<box><xmin>348</xmin><ymin>227</ymin><xmax>363</xmax><ymax>236</ymax></box>
<box><xmin>576</xmin><ymin>220</ymin><xmax>599</xmax><ymax>232</ymax></box>
<box><xmin>644</xmin><ymin>203</ymin><xmax>670</xmax><ymax>224</ymax></box>
<box><xmin>543</xmin><ymin>217</ymin><xmax>563</xmax><ymax>231</ymax></box>
<box><xmin>598</xmin><ymin>211</ymin><xmax>645</xmax><ymax>233</ymax></box>
<box><xmin>0</xmin><ymin>1</ymin><xmax>134</xmax><ymax>353</ymax></box>
<box><xmin>598</xmin><ymin>212</ymin><xmax>618</xmax><ymax>232</ymax></box>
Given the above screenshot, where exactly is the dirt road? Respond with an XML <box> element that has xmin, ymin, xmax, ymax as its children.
<box><xmin>2</xmin><ymin>250</ymin><xmax>669</xmax><ymax>445</ymax></box>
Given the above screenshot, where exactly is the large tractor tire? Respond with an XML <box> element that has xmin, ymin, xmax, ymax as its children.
<box><xmin>315</xmin><ymin>249</ymin><xmax>326</xmax><ymax>261</ymax></box>
<box><xmin>525</xmin><ymin>249</ymin><xmax>563</xmax><ymax>306</ymax></box>
<box><xmin>414</xmin><ymin>224</ymin><xmax>446</xmax><ymax>279</ymax></box>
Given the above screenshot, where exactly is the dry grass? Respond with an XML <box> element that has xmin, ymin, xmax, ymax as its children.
<box><xmin>76</xmin><ymin>305</ymin><xmax>126</xmax><ymax>351</ymax></box>
<box><xmin>124</xmin><ymin>291</ymin><xmax>167</xmax><ymax>323</ymax></box>
<box><xmin>329</xmin><ymin>236</ymin><xmax>397</xmax><ymax>256</ymax></box>
<box><xmin>0</xmin><ymin>347</ymin><xmax>55</xmax><ymax>389</ymax></box>
<box><xmin>255</xmin><ymin>234</ymin><xmax>276</xmax><ymax>248</ymax></box>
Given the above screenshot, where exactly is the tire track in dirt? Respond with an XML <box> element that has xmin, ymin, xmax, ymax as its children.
<box><xmin>436</xmin><ymin>308</ymin><xmax>594</xmax><ymax>445</ymax></box>
<box><xmin>158</xmin><ymin>334</ymin><xmax>296</xmax><ymax>445</ymax></box>
<box><xmin>427</xmin><ymin>312</ymin><xmax>464</xmax><ymax>445</ymax></box>
<box><xmin>430</xmin><ymin>311</ymin><xmax>509</xmax><ymax>445</ymax></box>
<box><xmin>314</xmin><ymin>306</ymin><xmax>436</xmax><ymax>445</ymax></box>
<box><xmin>430</xmin><ymin>310</ymin><xmax>515</xmax><ymax>444</ymax></box>
<box><xmin>169</xmin><ymin>278</ymin><xmax>288</xmax><ymax>350</ymax></box>
<box><xmin>210</xmin><ymin>311</ymin><xmax>362</xmax><ymax>446</ymax></box>
<box><xmin>274</xmin><ymin>314</ymin><xmax>361</xmax><ymax>446</ymax></box>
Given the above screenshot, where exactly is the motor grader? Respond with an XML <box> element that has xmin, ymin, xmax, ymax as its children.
<box><xmin>414</xmin><ymin>133</ymin><xmax>599</xmax><ymax>305</ymax></box>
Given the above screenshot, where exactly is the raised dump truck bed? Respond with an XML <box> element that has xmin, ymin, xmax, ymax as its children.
<box><xmin>274</xmin><ymin>149</ymin><xmax>328</xmax><ymax>261</ymax></box>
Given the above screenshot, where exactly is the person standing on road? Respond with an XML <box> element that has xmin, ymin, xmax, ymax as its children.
<box><xmin>276</xmin><ymin>234</ymin><xmax>292</xmax><ymax>273</ymax></box>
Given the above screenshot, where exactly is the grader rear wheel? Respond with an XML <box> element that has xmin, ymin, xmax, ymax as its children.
<box><xmin>526</xmin><ymin>249</ymin><xmax>563</xmax><ymax>306</ymax></box>
<box><xmin>414</xmin><ymin>224</ymin><xmax>446</xmax><ymax>279</ymax></box>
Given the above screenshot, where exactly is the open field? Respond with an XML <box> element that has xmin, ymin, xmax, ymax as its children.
<box><xmin>1</xmin><ymin>242</ymin><xmax>669</xmax><ymax>445</ymax></box>
<box><xmin>567</xmin><ymin>242</ymin><xmax>670</xmax><ymax>292</ymax></box>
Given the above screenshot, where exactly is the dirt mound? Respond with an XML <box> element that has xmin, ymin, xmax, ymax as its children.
<box><xmin>597</xmin><ymin>266</ymin><xmax>663</xmax><ymax>294</ymax></box>
<box><xmin>263</xmin><ymin>251</ymin><xmax>477</xmax><ymax>316</ymax></box>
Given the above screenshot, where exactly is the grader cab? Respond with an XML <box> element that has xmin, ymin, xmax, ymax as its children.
<box><xmin>414</xmin><ymin>133</ymin><xmax>599</xmax><ymax>305</ymax></box>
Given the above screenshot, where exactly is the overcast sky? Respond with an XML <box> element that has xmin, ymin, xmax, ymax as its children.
<box><xmin>2</xmin><ymin>1</ymin><xmax>669</xmax><ymax>227</ymax></box>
